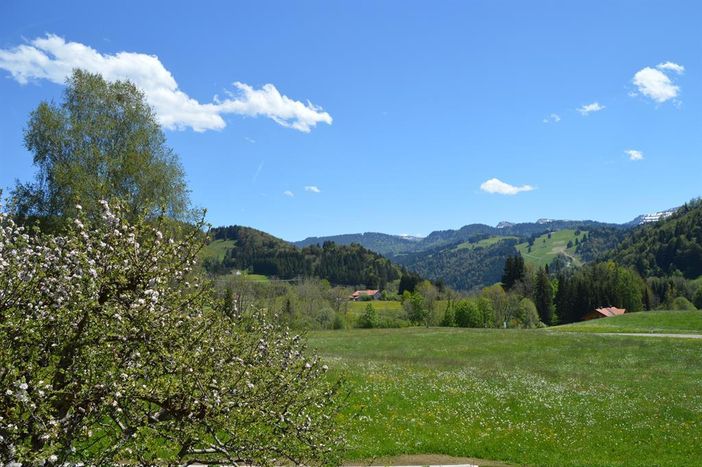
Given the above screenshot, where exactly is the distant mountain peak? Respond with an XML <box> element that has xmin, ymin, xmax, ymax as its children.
<box><xmin>536</xmin><ymin>218</ymin><xmax>554</xmax><ymax>224</ymax></box>
<box><xmin>396</xmin><ymin>234</ymin><xmax>424</xmax><ymax>241</ymax></box>
<box><xmin>627</xmin><ymin>207</ymin><xmax>679</xmax><ymax>226</ymax></box>
<box><xmin>496</xmin><ymin>221</ymin><xmax>515</xmax><ymax>229</ymax></box>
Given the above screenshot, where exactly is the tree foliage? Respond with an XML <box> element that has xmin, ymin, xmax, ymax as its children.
<box><xmin>358</xmin><ymin>303</ymin><xmax>379</xmax><ymax>329</ymax></box>
<box><xmin>501</xmin><ymin>255</ymin><xmax>526</xmax><ymax>291</ymax></box>
<box><xmin>534</xmin><ymin>267</ymin><xmax>555</xmax><ymax>325</ymax></box>
<box><xmin>12</xmin><ymin>70</ymin><xmax>190</xmax><ymax>225</ymax></box>
<box><xmin>554</xmin><ymin>261</ymin><xmax>647</xmax><ymax>323</ymax></box>
<box><xmin>0</xmin><ymin>202</ymin><xmax>341</xmax><ymax>465</ymax></box>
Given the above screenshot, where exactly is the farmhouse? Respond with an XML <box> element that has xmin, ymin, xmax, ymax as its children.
<box><xmin>350</xmin><ymin>289</ymin><xmax>381</xmax><ymax>301</ymax></box>
<box><xmin>582</xmin><ymin>306</ymin><xmax>626</xmax><ymax>320</ymax></box>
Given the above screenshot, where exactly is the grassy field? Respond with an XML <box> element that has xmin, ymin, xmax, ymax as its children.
<box><xmin>456</xmin><ymin>236</ymin><xmax>517</xmax><ymax>250</ymax></box>
<box><xmin>347</xmin><ymin>300</ymin><xmax>403</xmax><ymax>314</ymax></box>
<box><xmin>346</xmin><ymin>300</ymin><xmax>451</xmax><ymax>327</ymax></box>
<box><xmin>552</xmin><ymin>310</ymin><xmax>702</xmax><ymax>334</ymax></box>
<box><xmin>516</xmin><ymin>229</ymin><xmax>586</xmax><ymax>268</ymax></box>
<box><xmin>347</xmin><ymin>300</ymin><xmax>451</xmax><ymax>314</ymax></box>
<box><xmin>199</xmin><ymin>238</ymin><xmax>236</xmax><ymax>261</ymax></box>
<box><xmin>310</xmin><ymin>327</ymin><xmax>702</xmax><ymax>466</ymax></box>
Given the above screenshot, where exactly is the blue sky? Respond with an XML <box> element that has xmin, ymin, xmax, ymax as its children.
<box><xmin>1</xmin><ymin>1</ymin><xmax>700</xmax><ymax>241</ymax></box>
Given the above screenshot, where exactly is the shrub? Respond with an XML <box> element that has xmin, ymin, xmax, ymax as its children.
<box><xmin>671</xmin><ymin>296</ymin><xmax>697</xmax><ymax>311</ymax></box>
<box><xmin>332</xmin><ymin>312</ymin><xmax>347</xmax><ymax>329</ymax></box>
<box><xmin>455</xmin><ymin>300</ymin><xmax>481</xmax><ymax>328</ymax></box>
<box><xmin>694</xmin><ymin>287</ymin><xmax>702</xmax><ymax>310</ymax></box>
<box><xmin>357</xmin><ymin>303</ymin><xmax>379</xmax><ymax>328</ymax></box>
<box><xmin>442</xmin><ymin>304</ymin><xmax>456</xmax><ymax>327</ymax></box>
<box><xmin>518</xmin><ymin>298</ymin><xmax>541</xmax><ymax>328</ymax></box>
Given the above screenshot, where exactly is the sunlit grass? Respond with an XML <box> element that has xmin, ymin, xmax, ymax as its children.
<box><xmin>516</xmin><ymin>229</ymin><xmax>586</xmax><ymax>267</ymax></box>
<box><xmin>311</xmin><ymin>327</ymin><xmax>702</xmax><ymax>466</ymax></box>
<box><xmin>552</xmin><ymin>309</ymin><xmax>702</xmax><ymax>334</ymax></box>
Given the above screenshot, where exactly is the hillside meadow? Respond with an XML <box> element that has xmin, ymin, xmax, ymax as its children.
<box><xmin>310</xmin><ymin>325</ymin><xmax>702</xmax><ymax>466</ymax></box>
<box><xmin>552</xmin><ymin>310</ymin><xmax>702</xmax><ymax>334</ymax></box>
<box><xmin>516</xmin><ymin>229</ymin><xmax>586</xmax><ymax>268</ymax></box>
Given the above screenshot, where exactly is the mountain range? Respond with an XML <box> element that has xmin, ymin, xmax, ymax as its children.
<box><xmin>203</xmin><ymin>203</ymin><xmax>701</xmax><ymax>293</ymax></box>
<box><xmin>290</xmin><ymin>207</ymin><xmax>688</xmax><ymax>291</ymax></box>
<box><xmin>293</xmin><ymin>209</ymin><xmax>676</xmax><ymax>256</ymax></box>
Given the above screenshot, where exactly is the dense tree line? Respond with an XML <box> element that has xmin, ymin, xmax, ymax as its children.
<box><xmin>574</xmin><ymin>227</ymin><xmax>626</xmax><ymax>262</ymax></box>
<box><xmin>555</xmin><ymin>261</ymin><xmax>647</xmax><ymax>323</ymax></box>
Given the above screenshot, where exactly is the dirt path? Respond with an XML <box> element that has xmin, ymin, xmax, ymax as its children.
<box><xmin>345</xmin><ymin>454</ymin><xmax>512</xmax><ymax>466</ymax></box>
<box><xmin>597</xmin><ymin>332</ymin><xmax>702</xmax><ymax>339</ymax></box>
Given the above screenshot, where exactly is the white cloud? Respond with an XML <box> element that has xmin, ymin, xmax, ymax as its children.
<box><xmin>543</xmin><ymin>113</ymin><xmax>560</xmax><ymax>123</ymax></box>
<box><xmin>283</xmin><ymin>190</ymin><xmax>295</xmax><ymax>197</ymax></box>
<box><xmin>577</xmin><ymin>102</ymin><xmax>605</xmax><ymax>115</ymax></box>
<box><xmin>244</xmin><ymin>136</ymin><xmax>256</xmax><ymax>144</ymax></box>
<box><xmin>0</xmin><ymin>34</ymin><xmax>332</xmax><ymax>133</ymax></box>
<box><xmin>632</xmin><ymin>63</ymin><xmax>682</xmax><ymax>103</ymax></box>
<box><xmin>625</xmin><ymin>149</ymin><xmax>644</xmax><ymax>161</ymax></box>
<box><xmin>304</xmin><ymin>185</ymin><xmax>321</xmax><ymax>193</ymax></box>
<box><xmin>656</xmin><ymin>61</ymin><xmax>685</xmax><ymax>74</ymax></box>
<box><xmin>480</xmin><ymin>178</ymin><xmax>535</xmax><ymax>196</ymax></box>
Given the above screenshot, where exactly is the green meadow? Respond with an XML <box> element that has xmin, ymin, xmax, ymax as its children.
<box><xmin>200</xmin><ymin>238</ymin><xmax>236</xmax><ymax>261</ymax></box>
<box><xmin>516</xmin><ymin>229</ymin><xmax>587</xmax><ymax>268</ymax></box>
<box><xmin>553</xmin><ymin>310</ymin><xmax>702</xmax><ymax>335</ymax></box>
<box><xmin>310</xmin><ymin>325</ymin><xmax>702</xmax><ymax>466</ymax></box>
<box><xmin>456</xmin><ymin>236</ymin><xmax>518</xmax><ymax>250</ymax></box>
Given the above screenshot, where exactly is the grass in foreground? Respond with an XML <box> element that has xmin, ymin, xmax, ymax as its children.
<box><xmin>310</xmin><ymin>327</ymin><xmax>702</xmax><ymax>466</ymax></box>
<box><xmin>552</xmin><ymin>310</ymin><xmax>702</xmax><ymax>334</ymax></box>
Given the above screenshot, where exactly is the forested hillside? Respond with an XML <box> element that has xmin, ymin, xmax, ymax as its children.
<box><xmin>295</xmin><ymin>220</ymin><xmax>623</xmax><ymax>257</ymax></box>
<box><xmin>294</xmin><ymin>232</ymin><xmax>420</xmax><ymax>256</ymax></box>
<box><xmin>608</xmin><ymin>199</ymin><xmax>702</xmax><ymax>279</ymax></box>
<box><xmin>204</xmin><ymin>226</ymin><xmax>403</xmax><ymax>288</ymax></box>
<box><xmin>393</xmin><ymin>238</ymin><xmax>519</xmax><ymax>291</ymax></box>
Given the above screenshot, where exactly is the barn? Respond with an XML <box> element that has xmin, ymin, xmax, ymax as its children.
<box><xmin>582</xmin><ymin>306</ymin><xmax>626</xmax><ymax>320</ymax></box>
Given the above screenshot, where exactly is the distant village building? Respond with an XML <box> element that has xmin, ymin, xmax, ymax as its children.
<box><xmin>350</xmin><ymin>289</ymin><xmax>381</xmax><ymax>301</ymax></box>
<box><xmin>582</xmin><ymin>306</ymin><xmax>626</xmax><ymax>320</ymax></box>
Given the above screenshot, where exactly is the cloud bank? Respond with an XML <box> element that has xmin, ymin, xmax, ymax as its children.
<box><xmin>480</xmin><ymin>178</ymin><xmax>534</xmax><ymax>195</ymax></box>
<box><xmin>0</xmin><ymin>34</ymin><xmax>332</xmax><ymax>133</ymax></box>
<box><xmin>632</xmin><ymin>61</ymin><xmax>684</xmax><ymax>104</ymax></box>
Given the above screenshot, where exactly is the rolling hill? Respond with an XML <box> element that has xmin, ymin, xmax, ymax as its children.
<box><xmin>202</xmin><ymin>225</ymin><xmax>405</xmax><ymax>288</ymax></box>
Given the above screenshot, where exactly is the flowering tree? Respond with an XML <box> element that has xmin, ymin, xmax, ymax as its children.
<box><xmin>0</xmin><ymin>202</ymin><xmax>342</xmax><ymax>465</ymax></box>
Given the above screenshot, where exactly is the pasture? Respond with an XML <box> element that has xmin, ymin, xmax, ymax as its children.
<box><xmin>516</xmin><ymin>229</ymin><xmax>586</xmax><ymax>267</ymax></box>
<box><xmin>553</xmin><ymin>310</ymin><xmax>702</xmax><ymax>335</ymax></box>
<box><xmin>456</xmin><ymin>236</ymin><xmax>518</xmax><ymax>250</ymax></box>
<box><xmin>310</xmin><ymin>326</ymin><xmax>702</xmax><ymax>466</ymax></box>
